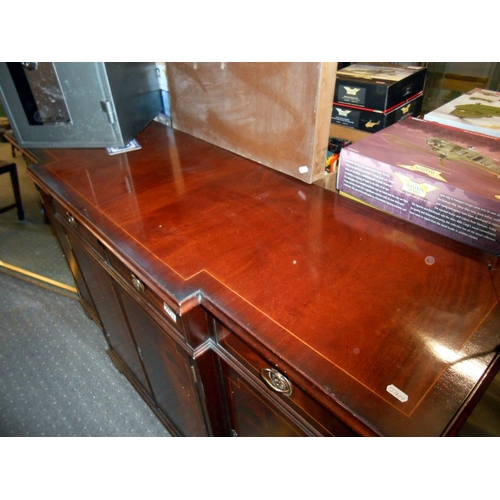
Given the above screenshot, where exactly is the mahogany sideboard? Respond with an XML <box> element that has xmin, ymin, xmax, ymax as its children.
<box><xmin>27</xmin><ymin>121</ymin><xmax>500</xmax><ymax>436</ymax></box>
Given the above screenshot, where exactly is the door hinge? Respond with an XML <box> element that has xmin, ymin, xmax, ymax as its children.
<box><xmin>100</xmin><ymin>100</ymin><xmax>116</xmax><ymax>124</ymax></box>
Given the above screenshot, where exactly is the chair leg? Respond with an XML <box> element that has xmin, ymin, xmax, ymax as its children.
<box><xmin>0</xmin><ymin>162</ymin><xmax>25</xmax><ymax>221</ymax></box>
<box><xmin>9</xmin><ymin>164</ymin><xmax>24</xmax><ymax>220</ymax></box>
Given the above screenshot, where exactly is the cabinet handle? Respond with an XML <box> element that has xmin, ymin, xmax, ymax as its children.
<box><xmin>260</xmin><ymin>368</ymin><xmax>293</xmax><ymax>396</ymax></box>
<box><xmin>131</xmin><ymin>273</ymin><xmax>145</xmax><ymax>293</ymax></box>
<box><xmin>66</xmin><ymin>212</ymin><xmax>78</xmax><ymax>229</ymax></box>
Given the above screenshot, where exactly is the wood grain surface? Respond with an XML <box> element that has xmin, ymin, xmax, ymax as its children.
<box><xmin>167</xmin><ymin>62</ymin><xmax>337</xmax><ymax>184</ymax></box>
<box><xmin>28</xmin><ymin>121</ymin><xmax>500</xmax><ymax>436</ymax></box>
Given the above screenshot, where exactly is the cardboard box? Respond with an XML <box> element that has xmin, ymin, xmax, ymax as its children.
<box><xmin>334</xmin><ymin>64</ymin><xmax>427</xmax><ymax>112</ymax></box>
<box><xmin>337</xmin><ymin>117</ymin><xmax>500</xmax><ymax>255</ymax></box>
<box><xmin>329</xmin><ymin>122</ymin><xmax>370</xmax><ymax>143</ymax></box>
<box><xmin>424</xmin><ymin>88</ymin><xmax>500</xmax><ymax>139</ymax></box>
<box><xmin>331</xmin><ymin>92</ymin><xmax>423</xmax><ymax>133</ymax></box>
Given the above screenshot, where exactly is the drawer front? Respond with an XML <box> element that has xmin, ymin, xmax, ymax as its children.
<box><xmin>105</xmin><ymin>251</ymin><xmax>185</xmax><ymax>339</ymax></box>
<box><xmin>221</xmin><ymin>360</ymin><xmax>309</xmax><ymax>437</ymax></box>
<box><xmin>215</xmin><ymin>320</ymin><xmax>358</xmax><ymax>437</ymax></box>
<box><xmin>53</xmin><ymin>200</ymin><xmax>105</xmax><ymax>259</ymax></box>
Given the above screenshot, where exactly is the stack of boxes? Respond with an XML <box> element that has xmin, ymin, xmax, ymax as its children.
<box><xmin>331</xmin><ymin>64</ymin><xmax>427</xmax><ymax>134</ymax></box>
<box><xmin>332</xmin><ymin>65</ymin><xmax>500</xmax><ymax>255</ymax></box>
<box><xmin>324</xmin><ymin>65</ymin><xmax>500</xmax><ymax>255</ymax></box>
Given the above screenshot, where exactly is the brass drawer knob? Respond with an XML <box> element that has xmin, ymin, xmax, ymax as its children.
<box><xmin>66</xmin><ymin>212</ymin><xmax>78</xmax><ymax>229</ymax></box>
<box><xmin>260</xmin><ymin>368</ymin><xmax>293</xmax><ymax>396</ymax></box>
<box><xmin>130</xmin><ymin>273</ymin><xmax>145</xmax><ymax>293</ymax></box>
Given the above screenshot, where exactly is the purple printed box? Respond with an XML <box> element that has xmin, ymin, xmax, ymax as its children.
<box><xmin>336</xmin><ymin>117</ymin><xmax>500</xmax><ymax>255</ymax></box>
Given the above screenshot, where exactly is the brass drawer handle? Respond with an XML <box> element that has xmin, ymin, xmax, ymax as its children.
<box><xmin>66</xmin><ymin>212</ymin><xmax>78</xmax><ymax>229</ymax></box>
<box><xmin>130</xmin><ymin>273</ymin><xmax>145</xmax><ymax>293</ymax></box>
<box><xmin>260</xmin><ymin>368</ymin><xmax>293</xmax><ymax>396</ymax></box>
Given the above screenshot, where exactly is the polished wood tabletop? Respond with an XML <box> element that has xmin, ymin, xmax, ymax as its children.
<box><xmin>28</xmin><ymin>121</ymin><xmax>500</xmax><ymax>436</ymax></box>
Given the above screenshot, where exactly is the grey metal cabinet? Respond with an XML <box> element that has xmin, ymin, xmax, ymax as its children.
<box><xmin>0</xmin><ymin>62</ymin><xmax>162</xmax><ymax>148</ymax></box>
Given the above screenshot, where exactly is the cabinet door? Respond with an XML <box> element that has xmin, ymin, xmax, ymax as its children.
<box><xmin>65</xmin><ymin>232</ymin><xmax>153</xmax><ymax>397</ymax></box>
<box><xmin>117</xmin><ymin>288</ymin><xmax>208</xmax><ymax>437</ymax></box>
<box><xmin>213</xmin><ymin>318</ymin><xmax>358</xmax><ymax>437</ymax></box>
<box><xmin>37</xmin><ymin>190</ymin><xmax>101</xmax><ymax>326</ymax></box>
<box><xmin>59</xmin><ymin>230</ymin><xmax>101</xmax><ymax>327</ymax></box>
<box><xmin>219</xmin><ymin>359</ymin><xmax>308</xmax><ymax>437</ymax></box>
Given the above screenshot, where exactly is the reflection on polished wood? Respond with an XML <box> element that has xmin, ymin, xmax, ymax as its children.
<box><xmin>28</xmin><ymin>122</ymin><xmax>500</xmax><ymax>436</ymax></box>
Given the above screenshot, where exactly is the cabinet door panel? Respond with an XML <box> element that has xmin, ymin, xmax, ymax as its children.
<box><xmin>38</xmin><ymin>190</ymin><xmax>100</xmax><ymax>325</ymax></box>
<box><xmin>61</xmin><ymin>232</ymin><xmax>101</xmax><ymax>326</ymax></box>
<box><xmin>66</xmin><ymin>233</ymin><xmax>152</xmax><ymax>396</ymax></box>
<box><xmin>221</xmin><ymin>361</ymin><xmax>308</xmax><ymax>437</ymax></box>
<box><xmin>118</xmin><ymin>289</ymin><xmax>208</xmax><ymax>437</ymax></box>
<box><xmin>215</xmin><ymin>320</ymin><xmax>358</xmax><ymax>436</ymax></box>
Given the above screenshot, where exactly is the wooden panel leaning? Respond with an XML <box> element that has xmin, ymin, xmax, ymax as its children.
<box><xmin>166</xmin><ymin>62</ymin><xmax>337</xmax><ymax>184</ymax></box>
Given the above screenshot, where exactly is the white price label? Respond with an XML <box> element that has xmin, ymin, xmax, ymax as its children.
<box><xmin>163</xmin><ymin>302</ymin><xmax>177</xmax><ymax>323</ymax></box>
<box><xmin>386</xmin><ymin>384</ymin><xmax>408</xmax><ymax>403</ymax></box>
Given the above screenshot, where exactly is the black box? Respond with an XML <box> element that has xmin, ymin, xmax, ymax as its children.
<box><xmin>331</xmin><ymin>92</ymin><xmax>423</xmax><ymax>133</ymax></box>
<box><xmin>334</xmin><ymin>64</ymin><xmax>427</xmax><ymax>112</ymax></box>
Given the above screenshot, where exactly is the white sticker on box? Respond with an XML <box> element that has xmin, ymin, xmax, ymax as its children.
<box><xmin>386</xmin><ymin>384</ymin><xmax>408</xmax><ymax>403</ymax></box>
<box><xmin>299</xmin><ymin>166</ymin><xmax>309</xmax><ymax>174</ymax></box>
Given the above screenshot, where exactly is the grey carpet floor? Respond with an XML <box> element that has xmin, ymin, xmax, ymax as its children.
<box><xmin>0</xmin><ymin>271</ymin><xmax>170</xmax><ymax>437</ymax></box>
<box><xmin>0</xmin><ymin>141</ymin><xmax>75</xmax><ymax>287</ymax></box>
<box><xmin>0</xmin><ymin>140</ymin><xmax>170</xmax><ymax>437</ymax></box>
